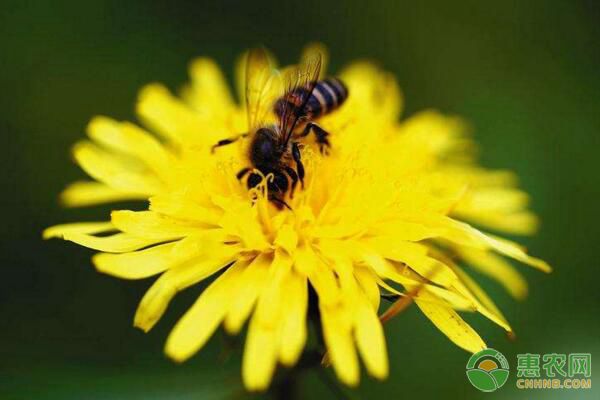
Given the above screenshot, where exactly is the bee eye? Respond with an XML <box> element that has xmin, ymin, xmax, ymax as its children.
<box><xmin>259</xmin><ymin>140</ymin><xmax>274</xmax><ymax>156</ymax></box>
<box><xmin>256</xmin><ymin>127</ymin><xmax>271</xmax><ymax>135</ymax></box>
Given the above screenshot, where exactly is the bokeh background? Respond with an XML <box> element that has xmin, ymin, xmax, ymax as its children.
<box><xmin>2</xmin><ymin>0</ymin><xmax>599</xmax><ymax>398</ymax></box>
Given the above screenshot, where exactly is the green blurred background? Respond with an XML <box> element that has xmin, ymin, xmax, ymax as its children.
<box><xmin>1</xmin><ymin>0</ymin><xmax>598</xmax><ymax>398</ymax></box>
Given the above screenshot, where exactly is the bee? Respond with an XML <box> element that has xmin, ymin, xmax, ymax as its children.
<box><xmin>212</xmin><ymin>48</ymin><xmax>348</xmax><ymax>209</ymax></box>
<box><xmin>274</xmin><ymin>76</ymin><xmax>348</xmax><ymax>154</ymax></box>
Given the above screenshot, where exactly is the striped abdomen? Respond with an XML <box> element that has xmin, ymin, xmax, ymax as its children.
<box><xmin>275</xmin><ymin>78</ymin><xmax>348</xmax><ymax>120</ymax></box>
<box><xmin>305</xmin><ymin>78</ymin><xmax>348</xmax><ymax>118</ymax></box>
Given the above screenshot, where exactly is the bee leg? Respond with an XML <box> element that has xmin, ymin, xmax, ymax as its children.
<box><xmin>291</xmin><ymin>142</ymin><xmax>305</xmax><ymax>189</ymax></box>
<box><xmin>246</xmin><ymin>172</ymin><xmax>263</xmax><ymax>189</ymax></box>
<box><xmin>300</xmin><ymin>122</ymin><xmax>331</xmax><ymax>154</ymax></box>
<box><xmin>299</xmin><ymin>122</ymin><xmax>313</xmax><ymax>137</ymax></box>
<box><xmin>211</xmin><ymin>133</ymin><xmax>248</xmax><ymax>153</ymax></box>
<box><xmin>268</xmin><ymin>172</ymin><xmax>292</xmax><ymax>210</ymax></box>
<box><xmin>313</xmin><ymin>125</ymin><xmax>331</xmax><ymax>154</ymax></box>
<box><xmin>284</xmin><ymin>166</ymin><xmax>299</xmax><ymax>197</ymax></box>
<box><xmin>236</xmin><ymin>167</ymin><xmax>251</xmax><ymax>180</ymax></box>
<box><xmin>272</xmin><ymin>170</ymin><xmax>289</xmax><ymax>194</ymax></box>
<box><xmin>269</xmin><ymin>196</ymin><xmax>292</xmax><ymax>210</ymax></box>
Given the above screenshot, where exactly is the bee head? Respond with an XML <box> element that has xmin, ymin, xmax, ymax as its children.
<box><xmin>251</xmin><ymin>127</ymin><xmax>280</xmax><ymax>165</ymax></box>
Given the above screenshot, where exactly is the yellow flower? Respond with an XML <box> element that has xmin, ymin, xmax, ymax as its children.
<box><xmin>44</xmin><ymin>45</ymin><xmax>550</xmax><ymax>390</ymax></box>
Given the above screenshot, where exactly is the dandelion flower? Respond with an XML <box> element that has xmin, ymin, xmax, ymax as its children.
<box><xmin>45</xmin><ymin>45</ymin><xmax>550</xmax><ymax>390</ymax></box>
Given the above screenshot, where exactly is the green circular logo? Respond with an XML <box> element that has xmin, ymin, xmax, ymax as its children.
<box><xmin>466</xmin><ymin>348</ymin><xmax>510</xmax><ymax>392</ymax></box>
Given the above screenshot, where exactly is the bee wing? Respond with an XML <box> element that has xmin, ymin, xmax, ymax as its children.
<box><xmin>278</xmin><ymin>52</ymin><xmax>322</xmax><ymax>145</ymax></box>
<box><xmin>245</xmin><ymin>48</ymin><xmax>282</xmax><ymax>133</ymax></box>
<box><xmin>300</xmin><ymin>42</ymin><xmax>328</xmax><ymax>80</ymax></box>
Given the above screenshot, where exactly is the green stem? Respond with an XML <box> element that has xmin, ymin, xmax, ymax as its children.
<box><xmin>272</xmin><ymin>371</ymin><xmax>297</xmax><ymax>400</ymax></box>
<box><xmin>269</xmin><ymin>284</ymin><xmax>353</xmax><ymax>399</ymax></box>
<box><xmin>269</xmin><ymin>350</ymin><xmax>321</xmax><ymax>400</ymax></box>
<box><xmin>316</xmin><ymin>368</ymin><xmax>354</xmax><ymax>400</ymax></box>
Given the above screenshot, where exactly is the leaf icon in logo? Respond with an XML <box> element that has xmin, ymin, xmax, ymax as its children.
<box><xmin>466</xmin><ymin>348</ymin><xmax>510</xmax><ymax>392</ymax></box>
<box><xmin>490</xmin><ymin>369</ymin><xmax>509</xmax><ymax>388</ymax></box>
<box><xmin>466</xmin><ymin>369</ymin><xmax>497</xmax><ymax>392</ymax></box>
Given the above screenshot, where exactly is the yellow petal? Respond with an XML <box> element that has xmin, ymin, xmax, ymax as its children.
<box><xmin>252</xmin><ymin>250</ymin><xmax>293</xmax><ymax>326</ymax></box>
<box><xmin>482</xmin><ymin>233</ymin><xmax>551</xmax><ymax>273</ymax></box>
<box><xmin>416</xmin><ymin>294</ymin><xmax>486</xmax><ymax>353</ymax></box>
<box><xmin>458</xmin><ymin>247</ymin><xmax>528</xmax><ymax>299</ymax></box>
<box><xmin>320</xmin><ymin>306</ymin><xmax>359</xmax><ymax>387</ymax></box>
<box><xmin>364</xmin><ymin>238</ymin><xmax>457</xmax><ymax>286</ymax></box>
<box><xmin>354</xmin><ymin>266</ymin><xmax>380</xmax><ymax>311</ymax></box>
<box><xmin>60</xmin><ymin>181</ymin><xmax>147</xmax><ymax>207</ymax></box>
<box><xmin>137</xmin><ymin>83</ymin><xmax>220</xmax><ymax>146</ymax></box>
<box><xmin>451</xmin><ymin>266</ymin><xmax>511</xmax><ymax>331</ymax></box>
<box><xmin>58</xmin><ymin>232</ymin><xmax>161</xmax><ymax>253</ymax></box>
<box><xmin>418</xmin><ymin>215</ymin><xmax>551</xmax><ymax>272</ymax></box>
<box><xmin>111</xmin><ymin>210</ymin><xmax>202</xmax><ymax>240</ymax></box>
<box><xmin>164</xmin><ymin>260</ymin><xmax>244</xmax><ymax>361</ymax></box>
<box><xmin>340</xmin><ymin>61</ymin><xmax>403</xmax><ymax>125</ymax></box>
<box><xmin>455</xmin><ymin>187</ymin><xmax>529</xmax><ymax>213</ymax></box>
<box><xmin>278</xmin><ymin>272</ymin><xmax>308</xmax><ymax>366</ymax></box>
<box><xmin>376</xmin><ymin>275</ymin><xmax>475</xmax><ymax>312</ymax></box>
<box><xmin>354</xmin><ymin>299</ymin><xmax>388</xmax><ymax>380</ymax></box>
<box><xmin>43</xmin><ymin>221</ymin><xmax>114</xmax><ymax>239</ymax></box>
<box><xmin>242</xmin><ymin>314</ymin><xmax>278</xmax><ymax>391</ymax></box>
<box><xmin>298</xmin><ymin>246</ymin><xmax>340</xmax><ymax>306</ymax></box>
<box><xmin>92</xmin><ymin>242</ymin><xmax>177</xmax><ymax>279</ymax></box>
<box><xmin>150</xmin><ymin>194</ymin><xmax>221</xmax><ymax>225</ymax></box>
<box><xmin>135</xmin><ymin>252</ymin><xmax>239</xmax><ymax>332</ymax></box>
<box><xmin>168</xmin><ymin>230</ymin><xmax>231</xmax><ymax>261</ymax></box>
<box><xmin>292</xmin><ymin>244</ymin><xmax>317</xmax><ymax>276</ymax></box>
<box><xmin>367</xmin><ymin>221</ymin><xmax>438</xmax><ymax>241</ymax></box>
<box><xmin>461</xmin><ymin>211</ymin><xmax>539</xmax><ymax>235</ymax></box>
<box><xmin>452</xmin><ymin>186</ymin><xmax>539</xmax><ymax>234</ymax></box>
<box><xmin>73</xmin><ymin>141</ymin><xmax>161</xmax><ymax>194</ymax></box>
<box><xmin>273</xmin><ymin>223</ymin><xmax>298</xmax><ymax>255</ymax></box>
<box><xmin>422</xmin><ymin>286</ymin><xmax>476</xmax><ymax>311</ymax></box>
<box><xmin>186</xmin><ymin>57</ymin><xmax>235</xmax><ymax>117</ymax></box>
<box><xmin>224</xmin><ymin>254</ymin><xmax>270</xmax><ymax>334</ymax></box>
<box><xmin>87</xmin><ymin>116</ymin><xmax>172</xmax><ymax>176</ymax></box>
<box><xmin>397</xmin><ymin>110</ymin><xmax>466</xmax><ymax>157</ymax></box>
<box><xmin>241</xmin><ymin>251</ymin><xmax>294</xmax><ymax>391</ymax></box>
<box><xmin>450</xmin><ymin>279</ymin><xmax>511</xmax><ymax>331</ymax></box>
<box><xmin>217</xmin><ymin>199</ymin><xmax>270</xmax><ymax>251</ymax></box>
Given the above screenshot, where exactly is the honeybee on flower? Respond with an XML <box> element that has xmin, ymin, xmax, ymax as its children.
<box><xmin>212</xmin><ymin>47</ymin><xmax>347</xmax><ymax>209</ymax></box>
<box><xmin>45</xmin><ymin>43</ymin><xmax>550</xmax><ymax>392</ymax></box>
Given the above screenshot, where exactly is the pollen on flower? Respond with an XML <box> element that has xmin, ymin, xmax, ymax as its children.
<box><xmin>44</xmin><ymin>44</ymin><xmax>550</xmax><ymax>391</ymax></box>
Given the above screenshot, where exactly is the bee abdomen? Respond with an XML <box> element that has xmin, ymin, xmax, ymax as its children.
<box><xmin>306</xmin><ymin>78</ymin><xmax>348</xmax><ymax>118</ymax></box>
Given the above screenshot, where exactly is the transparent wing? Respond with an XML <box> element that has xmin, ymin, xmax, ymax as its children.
<box><xmin>278</xmin><ymin>51</ymin><xmax>322</xmax><ymax>145</ymax></box>
<box><xmin>300</xmin><ymin>42</ymin><xmax>328</xmax><ymax>80</ymax></box>
<box><xmin>245</xmin><ymin>48</ymin><xmax>282</xmax><ymax>133</ymax></box>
